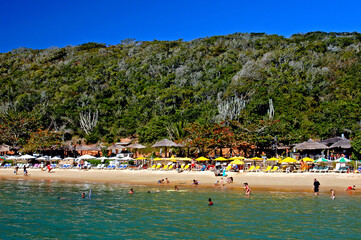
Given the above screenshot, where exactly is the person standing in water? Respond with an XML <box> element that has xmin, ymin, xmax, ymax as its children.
<box><xmin>313</xmin><ymin>178</ymin><xmax>320</xmax><ymax>195</ymax></box>
<box><xmin>330</xmin><ymin>189</ymin><xmax>335</xmax><ymax>199</ymax></box>
<box><xmin>128</xmin><ymin>188</ymin><xmax>134</xmax><ymax>194</ymax></box>
<box><xmin>82</xmin><ymin>192</ymin><xmax>85</xmax><ymax>198</ymax></box>
<box><xmin>244</xmin><ymin>183</ymin><xmax>251</xmax><ymax>195</ymax></box>
<box><xmin>208</xmin><ymin>198</ymin><xmax>213</xmax><ymax>205</ymax></box>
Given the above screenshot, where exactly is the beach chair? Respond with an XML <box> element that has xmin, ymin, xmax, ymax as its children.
<box><xmin>321</xmin><ymin>166</ymin><xmax>329</xmax><ymax>173</ymax></box>
<box><xmin>246</xmin><ymin>166</ymin><xmax>255</xmax><ymax>172</ymax></box>
<box><xmin>310</xmin><ymin>166</ymin><xmax>319</xmax><ymax>173</ymax></box>
<box><xmin>155</xmin><ymin>164</ymin><xmax>162</xmax><ymax>170</ymax></box>
<box><xmin>200</xmin><ymin>165</ymin><xmax>206</xmax><ymax>171</ymax></box>
<box><xmin>225</xmin><ymin>165</ymin><xmax>232</xmax><ymax>171</ymax></box>
<box><xmin>168</xmin><ymin>165</ymin><xmax>174</xmax><ymax>171</ymax></box>
<box><xmin>162</xmin><ymin>165</ymin><xmax>169</xmax><ymax>171</ymax></box>
<box><xmin>253</xmin><ymin>166</ymin><xmax>260</xmax><ymax>172</ymax></box>
<box><xmin>270</xmin><ymin>166</ymin><xmax>279</xmax><ymax>173</ymax></box>
<box><xmin>148</xmin><ymin>164</ymin><xmax>156</xmax><ymax>170</ymax></box>
<box><xmin>181</xmin><ymin>164</ymin><xmax>185</xmax><ymax>169</ymax></box>
<box><xmin>184</xmin><ymin>164</ymin><xmax>190</xmax><ymax>171</ymax></box>
<box><xmin>96</xmin><ymin>164</ymin><xmax>102</xmax><ymax>169</ymax></box>
<box><xmin>263</xmin><ymin>166</ymin><xmax>272</xmax><ymax>173</ymax></box>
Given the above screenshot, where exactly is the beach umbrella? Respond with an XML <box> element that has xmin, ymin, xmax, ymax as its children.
<box><xmin>230</xmin><ymin>159</ymin><xmax>245</xmax><ymax>165</ymax></box>
<box><xmin>267</xmin><ymin>157</ymin><xmax>280</xmax><ymax>161</ymax></box>
<box><xmin>294</xmin><ymin>139</ymin><xmax>328</xmax><ymax>150</ymax></box>
<box><xmin>78</xmin><ymin>154</ymin><xmax>96</xmax><ymax>160</ymax></box>
<box><xmin>153</xmin><ymin>157</ymin><xmax>164</xmax><ymax>161</ymax></box>
<box><xmin>179</xmin><ymin>157</ymin><xmax>192</xmax><ymax>161</ymax></box>
<box><xmin>229</xmin><ymin>156</ymin><xmax>245</xmax><ymax>160</ymax></box>
<box><xmin>121</xmin><ymin>156</ymin><xmax>134</xmax><ymax>161</ymax></box>
<box><xmin>97</xmin><ymin>156</ymin><xmax>108</xmax><ymax>160</ymax></box>
<box><xmin>6</xmin><ymin>156</ymin><xmax>18</xmax><ymax>160</ymax></box>
<box><xmin>51</xmin><ymin>156</ymin><xmax>62</xmax><ymax>161</ymax></box>
<box><xmin>135</xmin><ymin>157</ymin><xmax>147</xmax><ymax>160</ymax></box>
<box><xmin>109</xmin><ymin>156</ymin><xmax>122</xmax><ymax>161</ymax></box>
<box><xmin>36</xmin><ymin>156</ymin><xmax>48</xmax><ymax>161</ymax></box>
<box><xmin>64</xmin><ymin>157</ymin><xmax>75</xmax><ymax>160</ymax></box>
<box><xmin>196</xmin><ymin>157</ymin><xmax>209</xmax><ymax>161</ymax></box>
<box><xmin>250</xmin><ymin>157</ymin><xmax>263</xmax><ymax>161</ymax></box>
<box><xmin>279</xmin><ymin>157</ymin><xmax>297</xmax><ymax>163</ymax></box>
<box><xmin>302</xmin><ymin>157</ymin><xmax>315</xmax><ymax>162</ymax></box>
<box><xmin>315</xmin><ymin>158</ymin><xmax>331</xmax><ymax>163</ymax></box>
<box><xmin>335</xmin><ymin>157</ymin><xmax>351</xmax><ymax>163</ymax></box>
<box><xmin>214</xmin><ymin>157</ymin><xmax>228</xmax><ymax>161</ymax></box>
<box><xmin>18</xmin><ymin>154</ymin><xmax>36</xmax><ymax>159</ymax></box>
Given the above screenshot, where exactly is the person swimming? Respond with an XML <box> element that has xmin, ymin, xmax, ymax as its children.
<box><xmin>82</xmin><ymin>192</ymin><xmax>85</xmax><ymax>198</ymax></box>
<box><xmin>208</xmin><ymin>198</ymin><xmax>213</xmax><ymax>205</ymax></box>
<box><xmin>128</xmin><ymin>189</ymin><xmax>134</xmax><ymax>194</ymax></box>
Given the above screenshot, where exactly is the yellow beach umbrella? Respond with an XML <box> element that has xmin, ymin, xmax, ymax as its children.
<box><xmin>214</xmin><ymin>157</ymin><xmax>228</xmax><ymax>161</ymax></box>
<box><xmin>250</xmin><ymin>157</ymin><xmax>263</xmax><ymax>161</ymax></box>
<box><xmin>267</xmin><ymin>157</ymin><xmax>280</xmax><ymax>161</ymax></box>
<box><xmin>279</xmin><ymin>157</ymin><xmax>297</xmax><ymax>163</ymax></box>
<box><xmin>302</xmin><ymin>157</ymin><xmax>314</xmax><ymax>162</ymax></box>
<box><xmin>229</xmin><ymin>156</ymin><xmax>245</xmax><ymax>160</ymax></box>
<box><xmin>179</xmin><ymin>157</ymin><xmax>192</xmax><ymax>161</ymax></box>
<box><xmin>230</xmin><ymin>159</ymin><xmax>245</xmax><ymax>165</ymax></box>
<box><xmin>196</xmin><ymin>157</ymin><xmax>209</xmax><ymax>161</ymax></box>
<box><xmin>135</xmin><ymin>157</ymin><xmax>147</xmax><ymax>160</ymax></box>
<box><xmin>153</xmin><ymin>157</ymin><xmax>164</xmax><ymax>161</ymax></box>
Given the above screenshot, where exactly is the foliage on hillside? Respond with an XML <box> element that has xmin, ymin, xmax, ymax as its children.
<box><xmin>1</xmin><ymin>32</ymin><xmax>361</xmax><ymax>149</ymax></box>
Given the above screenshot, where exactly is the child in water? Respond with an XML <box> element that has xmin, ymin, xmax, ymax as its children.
<box><xmin>208</xmin><ymin>198</ymin><xmax>213</xmax><ymax>205</ymax></box>
<box><xmin>244</xmin><ymin>183</ymin><xmax>251</xmax><ymax>195</ymax></box>
<box><xmin>330</xmin><ymin>189</ymin><xmax>335</xmax><ymax>199</ymax></box>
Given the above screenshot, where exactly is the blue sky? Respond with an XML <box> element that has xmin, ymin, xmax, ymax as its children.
<box><xmin>1</xmin><ymin>0</ymin><xmax>361</xmax><ymax>52</ymax></box>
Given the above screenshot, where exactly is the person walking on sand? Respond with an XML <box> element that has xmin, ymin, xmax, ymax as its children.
<box><xmin>14</xmin><ymin>165</ymin><xmax>19</xmax><ymax>175</ymax></box>
<box><xmin>313</xmin><ymin>178</ymin><xmax>320</xmax><ymax>195</ymax></box>
<box><xmin>244</xmin><ymin>183</ymin><xmax>251</xmax><ymax>195</ymax></box>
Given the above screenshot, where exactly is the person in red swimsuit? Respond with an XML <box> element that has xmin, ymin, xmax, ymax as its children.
<box><xmin>244</xmin><ymin>183</ymin><xmax>251</xmax><ymax>195</ymax></box>
<box><xmin>346</xmin><ymin>185</ymin><xmax>356</xmax><ymax>191</ymax></box>
<box><xmin>208</xmin><ymin>198</ymin><xmax>213</xmax><ymax>205</ymax></box>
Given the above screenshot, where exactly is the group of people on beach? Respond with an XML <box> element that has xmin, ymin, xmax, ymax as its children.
<box><xmin>313</xmin><ymin>178</ymin><xmax>357</xmax><ymax>199</ymax></box>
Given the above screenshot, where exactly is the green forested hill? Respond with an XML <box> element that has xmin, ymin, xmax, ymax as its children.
<box><xmin>1</xmin><ymin>32</ymin><xmax>361</xmax><ymax>146</ymax></box>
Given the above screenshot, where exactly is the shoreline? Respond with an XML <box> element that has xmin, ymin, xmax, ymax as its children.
<box><xmin>1</xmin><ymin>169</ymin><xmax>361</xmax><ymax>194</ymax></box>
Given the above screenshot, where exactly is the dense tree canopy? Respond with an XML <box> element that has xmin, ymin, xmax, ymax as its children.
<box><xmin>1</xmin><ymin>32</ymin><xmax>361</xmax><ymax>149</ymax></box>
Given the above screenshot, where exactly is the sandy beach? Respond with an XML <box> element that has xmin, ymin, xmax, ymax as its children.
<box><xmin>1</xmin><ymin>168</ymin><xmax>361</xmax><ymax>194</ymax></box>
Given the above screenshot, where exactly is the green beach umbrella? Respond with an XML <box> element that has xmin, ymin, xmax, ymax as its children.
<box><xmin>315</xmin><ymin>158</ymin><xmax>330</xmax><ymax>163</ymax></box>
<box><xmin>335</xmin><ymin>157</ymin><xmax>351</xmax><ymax>163</ymax></box>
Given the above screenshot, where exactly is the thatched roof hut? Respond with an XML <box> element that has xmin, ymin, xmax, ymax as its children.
<box><xmin>152</xmin><ymin>139</ymin><xmax>179</xmax><ymax>148</ymax></box>
<box><xmin>319</xmin><ymin>137</ymin><xmax>344</xmax><ymax>146</ymax></box>
<box><xmin>152</xmin><ymin>139</ymin><xmax>181</xmax><ymax>158</ymax></box>
<box><xmin>127</xmin><ymin>143</ymin><xmax>146</xmax><ymax>149</ymax></box>
<box><xmin>0</xmin><ymin>144</ymin><xmax>10</xmax><ymax>152</ymax></box>
<box><xmin>329</xmin><ymin>138</ymin><xmax>352</xmax><ymax>149</ymax></box>
<box><xmin>294</xmin><ymin>139</ymin><xmax>328</xmax><ymax>150</ymax></box>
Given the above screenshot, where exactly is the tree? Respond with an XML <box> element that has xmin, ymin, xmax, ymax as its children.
<box><xmin>0</xmin><ymin>111</ymin><xmax>39</xmax><ymax>147</ymax></box>
<box><xmin>22</xmin><ymin>129</ymin><xmax>62</xmax><ymax>153</ymax></box>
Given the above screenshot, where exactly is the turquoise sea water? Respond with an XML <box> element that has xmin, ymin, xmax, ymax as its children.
<box><xmin>0</xmin><ymin>180</ymin><xmax>360</xmax><ymax>239</ymax></box>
